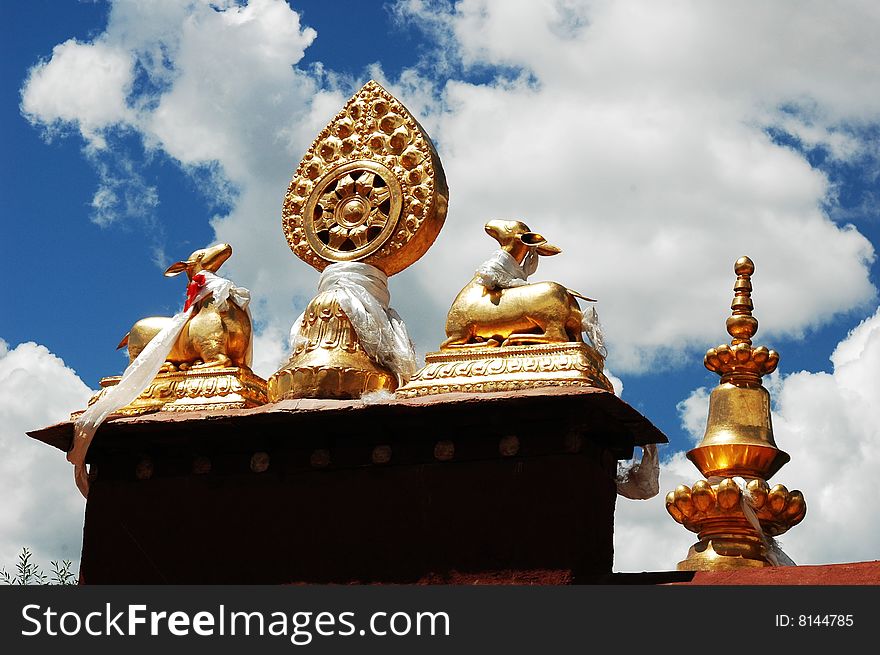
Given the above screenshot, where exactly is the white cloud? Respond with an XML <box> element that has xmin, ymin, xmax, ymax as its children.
<box><xmin>0</xmin><ymin>340</ymin><xmax>92</xmax><ymax>572</ymax></box>
<box><xmin>142</xmin><ymin>0</ymin><xmax>319</xmax><ymax>178</ymax></box>
<box><xmin>648</xmin><ymin>307</ymin><xmax>880</xmax><ymax>570</ymax></box>
<box><xmin>605</xmin><ymin>369</ymin><xmax>623</xmax><ymax>397</ymax></box>
<box><xmin>675</xmin><ymin>386</ymin><xmax>709</xmax><ymax>445</ymax></box>
<box><xmin>250</xmin><ymin>322</ymin><xmax>289</xmax><ymax>381</ymax></box>
<box><xmin>89</xmin><ymin>155</ymin><xmax>161</xmax><ymax>227</ymax></box>
<box><xmin>19</xmin><ymin>0</ymin><xmax>880</xmax><ymax>374</ymax></box>
<box><xmin>394</xmin><ymin>0</ymin><xmax>880</xmax><ymax>372</ymax></box>
<box><xmin>770</xmin><ymin>307</ymin><xmax>880</xmax><ymax>565</ymax></box>
<box><xmin>18</xmin><ymin>0</ymin><xmax>340</xmax><ymax>340</ymax></box>
<box><xmin>21</xmin><ymin>39</ymin><xmax>134</xmax><ymax>149</ymax></box>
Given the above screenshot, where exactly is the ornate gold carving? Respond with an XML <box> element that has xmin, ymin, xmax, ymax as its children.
<box><xmin>302</xmin><ymin>160</ymin><xmax>404</xmax><ymax>262</ymax></box>
<box><xmin>122</xmin><ymin>243</ymin><xmax>253</xmax><ymax>372</ymax></box>
<box><xmin>282</xmin><ymin>80</ymin><xmax>448</xmax><ymax>276</ymax></box>
<box><xmin>77</xmin><ymin>366</ymin><xmax>268</xmax><ymax>416</ymax></box>
<box><xmin>272</xmin><ymin>80</ymin><xmax>447</xmax><ymax>400</ymax></box>
<box><xmin>667</xmin><ymin>478</ymin><xmax>807</xmax><ymax>537</ymax></box>
<box><xmin>441</xmin><ymin>220</ymin><xmax>586</xmax><ymax>348</ymax></box>
<box><xmin>689</xmin><ymin>256</ymin><xmax>788</xmax><ymax>480</ymax></box>
<box><xmin>667</xmin><ymin>478</ymin><xmax>808</xmax><ymax>571</ymax></box>
<box><xmin>703</xmin><ymin>256</ymin><xmax>779</xmax><ymax>386</ymax></box>
<box><xmin>665</xmin><ymin>256</ymin><xmax>806</xmax><ymax>571</ymax></box>
<box><xmin>268</xmin><ymin>291</ymin><xmax>396</xmax><ymax>400</ymax></box>
<box><xmin>396</xmin><ymin>342</ymin><xmax>613</xmax><ymax>397</ymax></box>
<box><xmin>398</xmin><ymin>219</ymin><xmax>610</xmax><ymax>397</ymax></box>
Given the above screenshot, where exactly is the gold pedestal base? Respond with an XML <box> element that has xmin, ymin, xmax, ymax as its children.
<box><xmin>78</xmin><ymin>367</ymin><xmax>268</xmax><ymax>417</ymax></box>
<box><xmin>268</xmin><ymin>348</ymin><xmax>396</xmax><ymax>401</ymax></box>
<box><xmin>396</xmin><ymin>342</ymin><xmax>612</xmax><ymax>398</ymax></box>
<box><xmin>677</xmin><ymin>536</ymin><xmax>771</xmax><ymax>571</ymax></box>
<box><xmin>268</xmin><ymin>291</ymin><xmax>397</xmax><ymax>401</ymax></box>
<box><xmin>666</xmin><ymin>476</ymin><xmax>806</xmax><ymax>571</ymax></box>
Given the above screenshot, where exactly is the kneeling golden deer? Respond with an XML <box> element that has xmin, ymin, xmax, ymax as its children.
<box><xmin>442</xmin><ymin>220</ymin><xmax>591</xmax><ymax>348</ymax></box>
<box><xmin>119</xmin><ymin>243</ymin><xmax>252</xmax><ymax>370</ymax></box>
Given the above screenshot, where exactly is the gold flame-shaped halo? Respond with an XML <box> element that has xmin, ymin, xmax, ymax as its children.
<box><xmin>282</xmin><ymin>81</ymin><xmax>449</xmax><ymax>275</ymax></box>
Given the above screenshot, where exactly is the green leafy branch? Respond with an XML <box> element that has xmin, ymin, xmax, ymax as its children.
<box><xmin>0</xmin><ymin>547</ymin><xmax>77</xmax><ymax>585</ymax></box>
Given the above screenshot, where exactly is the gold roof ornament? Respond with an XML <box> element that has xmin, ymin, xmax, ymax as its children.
<box><xmin>666</xmin><ymin>256</ymin><xmax>806</xmax><ymax>570</ymax></box>
<box><xmin>280</xmin><ymin>81</ymin><xmax>448</xmax><ymax>275</ymax></box>
<box><xmin>70</xmin><ymin>243</ymin><xmax>267</xmax><ymax>496</ymax></box>
<box><xmin>691</xmin><ymin>256</ymin><xmax>788</xmax><ymax>479</ymax></box>
<box><xmin>269</xmin><ymin>81</ymin><xmax>449</xmax><ymax>400</ymax></box>
<box><xmin>397</xmin><ymin>219</ymin><xmax>612</xmax><ymax>397</ymax></box>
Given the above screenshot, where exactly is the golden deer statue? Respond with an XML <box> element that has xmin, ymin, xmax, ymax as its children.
<box><xmin>71</xmin><ymin>241</ymin><xmax>266</xmax><ymax>497</ymax></box>
<box><xmin>119</xmin><ymin>242</ymin><xmax>252</xmax><ymax>370</ymax></box>
<box><xmin>442</xmin><ymin>220</ymin><xmax>593</xmax><ymax>348</ymax></box>
<box><xmin>397</xmin><ymin>219</ymin><xmax>612</xmax><ymax>397</ymax></box>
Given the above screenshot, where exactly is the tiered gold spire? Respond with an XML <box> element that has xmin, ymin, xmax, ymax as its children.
<box><xmin>666</xmin><ymin>256</ymin><xmax>806</xmax><ymax>570</ymax></box>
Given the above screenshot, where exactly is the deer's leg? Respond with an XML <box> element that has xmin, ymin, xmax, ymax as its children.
<box><xmin>440</xmin><ymin>326</ymin><xmax>477</xmax><ymax>349</ymax></box>
<box><xmin>503</xmin><ymin>333</ymin><xmax>551</xmax><ymax>346</ymax></box>
<box><xmin>502</xmin><ymin>318</ymin><xmax>570</xmax><ymax>346</ymax></box>
<box><xmin>441</xmin><ymin>339</ymin><xmax>501</xmax><ymax>349</ymax></box>
<box><xmin>191</xmin><ymin>354</ymin><xmax>231</xmax><ymax>369</ymax></box>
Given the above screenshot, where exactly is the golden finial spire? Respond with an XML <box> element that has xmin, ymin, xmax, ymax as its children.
<box><xmin>704</xmin><ymin>256</ymin><xmax>778</xmax><ymax>387</ymax></box>
<box><xmin>665</xmin><ymin>256</ymin><xmax>806</xmax><ymax>571</ymax></box>
<box><xmin>727</xmin><ymin>256</ymin><xmax>757</xmax><ymax>345</ymax></box>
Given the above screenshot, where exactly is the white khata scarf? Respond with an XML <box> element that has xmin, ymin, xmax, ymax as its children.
<box><xmin>474</xmin><ymin>249</ymin><xmax>607</xmax><ymax>356</ymax></box>
<box><xmin>475</xmin><ymin>248</ymin><xmax>539</xmax><ymax>289</ymax></box>
<box><xmin>616</xmin><ymin>444</ymin><xmax>660</xmax><ymax>500</ymax></box>
<box><xmin>69</xmin><ymin>271</ymin><xmax>251</xmax><ymax>497</ymax></box>
<box><xmin>289</xmin><ymin>262</ymin><xmax>417</xmax><ymax>386</ymax></box>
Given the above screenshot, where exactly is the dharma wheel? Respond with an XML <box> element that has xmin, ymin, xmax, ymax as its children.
<box><xmin>282</xmin><ymin>80</ymin><xmax>449</xmax><ymax>276</ymax></box>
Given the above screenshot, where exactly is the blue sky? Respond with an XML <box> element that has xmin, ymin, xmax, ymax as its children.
<box><xmin>2</xmin><ymin>0</ymin><xmax>879</xmax><ymax>571</ymax></box>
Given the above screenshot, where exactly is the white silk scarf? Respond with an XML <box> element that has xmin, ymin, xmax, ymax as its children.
<box><xmin>289</xmin><ymin>262</ymin><xmax>417</xmax><ymax>385</ymax></box>
<box><xmin>474</xmin><ymin>249</ymin><xmax>607</xmax><ymax>356</ymax></box>
<box><xmin>69</xmin><ymin>272</ymin><xmax>251</xmax><ymax>497</ymax></box>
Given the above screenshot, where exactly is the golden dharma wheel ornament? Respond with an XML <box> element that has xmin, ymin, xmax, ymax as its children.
<box><xmin>282</xmin><ymin>80</ymin><xmax>448</xmax><ymax>276</ymax></box>
<box><xmin>270</xmin><ymin>81</ymin><xmax>448</xmax><ymax>401</ymax></box>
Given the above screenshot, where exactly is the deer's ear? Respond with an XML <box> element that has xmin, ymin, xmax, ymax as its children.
<box><xmin>536</xmin><ymin>242</ymin><xmax>561</xmax><ymax>256</ymax></box>
<box><xmin>164</xmin><ymin>261</ymin><xmax>189</xmax><ymax>277</ymax></box>
<box><xmin>519</xmin><ymin>231</ymin><xmax>546</xmax><ymax>246</ymax></box>
<box><xmin>520</xmin><ymin>232</ymin><xmax>562</xmax><ymax>256</ymax></box>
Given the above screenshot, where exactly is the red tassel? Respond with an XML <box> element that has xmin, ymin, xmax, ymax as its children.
<box><xmin>184</xmin><ymin>273</ymin><xmax>207</xmax><ymax>311</ymax></box>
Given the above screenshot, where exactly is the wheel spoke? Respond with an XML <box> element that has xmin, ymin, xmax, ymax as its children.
<box><xmin>366</xmin><ymin>208</ymin><xmax>387</xmax><ymax>228</ymax></box>
<box><xmin>355</xmin><ymin>172</ymin><xmax>375</xmax><ymax>196</ymax></box>
<box><xmin>370</xmin><ymin>186</ymin><xmax>390</xmax><ymax>206</ymax></box>
<box><xmin>328</xmin><ymin>226</ymin><xmax>349</xmax><ymax>249</ymax></box>
<box><xmin>349</xmin><ymin>225</ymin><xmax>370</xmax><ymax>247</ymax></box>
<box><xmin>314</xmin><ymin>208</ymin><xmax>335</xmax><ymax>231</ymax></box>
<box><xmin>319</xmin><ymin>190</ymin><xmax>339</xmax><ymax>212</ymax></box>
<box><xmin>336</xmin><ymin>174</ymin><xmax>356</xmax><ymax>198</ymax></box>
